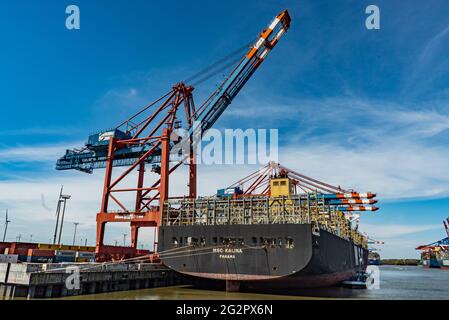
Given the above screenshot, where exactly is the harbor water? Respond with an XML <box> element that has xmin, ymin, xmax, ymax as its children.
<box><xmin>61</xmin><ymin>266</ymin><xmax>449</xmax><ymax>300</ymax></box>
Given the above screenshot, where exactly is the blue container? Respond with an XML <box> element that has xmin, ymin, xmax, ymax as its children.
<box><xmin>87</xmin><ymin>129</ymin><xmax>131</xmax><ymax>149</ymax></box>
<box><xmin>29</xmin><ymin>256</ymin><xmax>54</xmax><ymax>263</ymax></box>
<box><xmin>217</xmin><ymin>187</ymin><xmax>243</xmax><ymax>198</ymax></box>
<box><xmin>54</xmin><ymin>256</ymin><xmax>76</xmax><ymax>263</ymax></box>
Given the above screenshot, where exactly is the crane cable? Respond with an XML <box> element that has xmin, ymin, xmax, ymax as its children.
<box><xmin>184</xmin><ymin>42</ymin><xmax>252</xmax><ymax>86</ymax></box>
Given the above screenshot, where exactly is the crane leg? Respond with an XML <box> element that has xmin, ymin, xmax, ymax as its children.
<box><xmin>131</xmin><ymin>224</ymin><xmax>139</xmax><ymax>249</ymax></box>
<box><xmin>135</xmin><ymin>163</ymin><xmax>145</xmax><ymax>211</ymax></box>
<box><xmin>96</xmin><ymin>220</ymin><xmax>106</xmax><ymax>256</ymax></box>
<box><xmin>159</xmin><ymin>128</ymin><xmax>170</xmax><ymax>218</ymax></box>
<box><xmin>189</xmin><ymin>149</ymin><xmax>197</xmax><ymax>199</ymax></box>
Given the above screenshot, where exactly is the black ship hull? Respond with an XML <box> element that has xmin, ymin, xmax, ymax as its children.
<box><xmin>159</xmin><ymin>224</ymin><xmax>368</xmax><ymax>290</ymax></box>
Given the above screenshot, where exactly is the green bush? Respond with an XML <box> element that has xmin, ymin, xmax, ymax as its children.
<box><xmin>380</xmin><ymin>259</ymin><xmax>420</xmax><ymax>266</ymax></box>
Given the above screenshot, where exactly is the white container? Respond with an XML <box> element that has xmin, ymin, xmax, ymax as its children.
<box><xmin>0</xmin><ymin>254</ymin><xmax>19</xmax><ymax>263</ymax></box>
<box><xmin>76</xmin><ymin>251</ymin><xmax>96</xmax><ymax>259</ymax></box>
<box><xmin>55</xmin><ymin>250</ymin><xmax>76</xmax><ymax>257</ymax></box>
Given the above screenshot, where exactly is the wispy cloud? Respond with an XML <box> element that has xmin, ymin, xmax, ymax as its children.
<box><xmin>280</xmin><ymin>142</ymin><xmax>449</xmax><ymax>200</ymax></box>
<box><xmin>225</xmin><ymin>95</ymin><xmax>449</xmax><ymax>143</ymax></box>
<box><xmin>361</xmin><ymin>223</ymin><xmax>442</xmax><ymax>239</ymax></box>
<box><xmin>0</xmin><ymin>142</ymin><xmax>82</xmax><ymax>163</ymax></box>
<box><xmin>0</xmin><ymin>127</ymin><xmax>82</xmax><ymax>137</ymax></box>
<box><xmin>359</xmin><ymin>222</ymin><xmax>444</xmax><ymax>259</ymax></box>
<box><xmin>94</xmin><ymin>87</ymin><xmax>144</xmax><ymax>112</ymax></box>
<box><xmin>205</xmin><ymin>94</ymin><xmax>449</xmax><ymax>201</ymax></box>
<box><xmin>401</xmin><ymin>19</ymin><xmax>449</xmax><ymax>99</ymax></box>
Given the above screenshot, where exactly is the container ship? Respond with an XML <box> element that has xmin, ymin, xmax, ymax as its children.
<box><xmin>416</xmin><ymin>217</ymin><xmax>449</xmax><ymax>269</ymax></box>
<box><xmin>367</xmin><ymin>238</ymin><xmax>384</xmax><ymax>265</ymax></box>
<box><xmin>158</xmin><ymin>163</ymin><xmax>377</xmax><ymax>291</ymax></box>
<box><xmin>368</xmin><ymin>251</ymin><xmax>381</xmax><ymax>265</ymax></box>
<box><xmin>441</xmin><ymin>252</ymin><xmax>449</xmax><ymax>270</ymax></box>
<box><xmin>420</xmin><ymin>250</ymin><xmax>442</xmax><ymax>268</ymax></box>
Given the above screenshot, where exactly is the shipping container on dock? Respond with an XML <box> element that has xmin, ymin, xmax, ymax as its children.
<box><xmin>78</xmin><ymin>246</ymin><xmax>96</xmax><ymax>253</ymax></box>
<box><xmin>37</xmin><ymin>244</ymin><xmax>57</xmax><ymax>250</ymax></box>
<box><xmin>96</xmin><ymin>245</ymin><xmax>138</xmax><ymax>262</ymax></box>
<box><xmin>54</xmin><ymin>250</ymin><xmax>76</xmax><ymax>263</ymax></box>
<box><xmin>0</xmin><ymin>254</ymin><xmax>18</xmax><ymax>263</ymax></box>
<box><xmin>75</xmin><ymin>251</ymin><xmax>96</xmax><ymax>262</ymax></box>
<box><xmin>7</xmin><ymin>242</ymin><xmax>38</xmax><ymax>255</ymax></box>
<box><xmin>26</xmin><ymin>249</ymin><xmax>55</xmax><ymax>263</ymax></box>
<box><xmin>136</xmin><ymin>249</ymin><xmax>151</xmax><ymax>256</ymax></box>
<box><xmin>5</xmin><ymin>248</ymin><xmax>30</xmax><ymax>262</ymax></box>
<box><xmin>38</xmin><ymin>243</ymin><xmax>96</xmax><ymax>252</ymax></box>
<box><xmin>0</xmin><ymin>242</ymin><xmax>11</xmax><ymax>254</ymax></box>
<box><xmin>0</xmin><ymin>242</ymin><xmax>98</xmax><ymax>263</ymax></box>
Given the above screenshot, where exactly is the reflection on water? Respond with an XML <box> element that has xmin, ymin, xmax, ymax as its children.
<box><xmin>61</xmin><ymin>286</ymin><xmax>307</xmax><ymax>300</ymax></box>
<box><xmin>62</xmin><ymin>266</ymin><xmax>449</xmax><ymax>300</ymax></box>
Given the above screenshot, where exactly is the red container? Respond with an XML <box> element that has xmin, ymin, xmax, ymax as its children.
<box><xmin>9</xmin><ymin>242</ymin><xmax>38</xmax><ymax>254</ymax></box>
<box><xmin>96</xmin><ymin>245</ymin><xmax>137</xmax><ymax>262</ymax></box>
<box><xmin>12</xmin><ymin>248</ymin><xmax>29</xmax><ymax>256</ymax></box>
<box><xmin>100</xmin><ymin>245</ymin><xmax>136</xmax><ymax>255</ymax></box>
<box><xmin>136</xmin><ymin>249</ymin><xmax>151</xmax><ymax>255</ymax></box>
<box><xmin>0</xmin><ymin>242</ymin><xmax>11</xmax><ymax>254</ymax></box>
<box><xmin>27</xmin><ymin>249</ymin><xmax>55</xmax><ymax>257</ymax></box>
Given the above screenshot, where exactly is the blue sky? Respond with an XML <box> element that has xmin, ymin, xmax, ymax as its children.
<box><xmin>1</xmin><ymin>0</ymin><xmax>449</xmax><ymax>257</ymax></box>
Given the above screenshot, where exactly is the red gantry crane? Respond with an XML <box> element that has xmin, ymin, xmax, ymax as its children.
<box><xmin>415</xmin><ymin>217</ymin><xmax>449</xmax><ymax>269</ymax></box>
<box><xmin>416</xmin><ymin>217</ymin><xmax>449</xmax><ymax>251</ymax></box>
<box><xmin>56</xmin><ymin>10</ymin><xmax>292</xmax><ymax>260</ymax></box>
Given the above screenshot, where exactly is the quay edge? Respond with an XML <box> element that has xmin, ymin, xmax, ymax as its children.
<box><xmin>0</xmin><ymin>262</ymin><xmax>188</xmax><ymax>299</ymax></box>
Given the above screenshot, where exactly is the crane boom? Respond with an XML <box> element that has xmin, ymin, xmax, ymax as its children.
<box><xmin>196</xmin><ymin>10</ymin><xmax>291</xmax><ymax>132</ymax></box>
<box><xmin>444</xmin><ymin>218</ymin><xmax>449</xmax><ymax>237</ymax></box>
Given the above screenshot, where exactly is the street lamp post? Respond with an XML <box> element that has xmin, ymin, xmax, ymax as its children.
<box><xmin>2</xmin><ymin>209</ymin><xmax>11</xmax><ymax>242</ymax></box>
<box><xmin>72</xmin><ymin>222</ymin><xmax>79</xmax><ymax>245</ymax></box>
<box><xmin>57</xmin><ymin>194</ymin><xmax>71</xmax><ymax>245</ymax></box>
<box><xmin>52</xmin><ymin>186</ymin><xmax>64</xmax><ymax>245</ymax></box>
